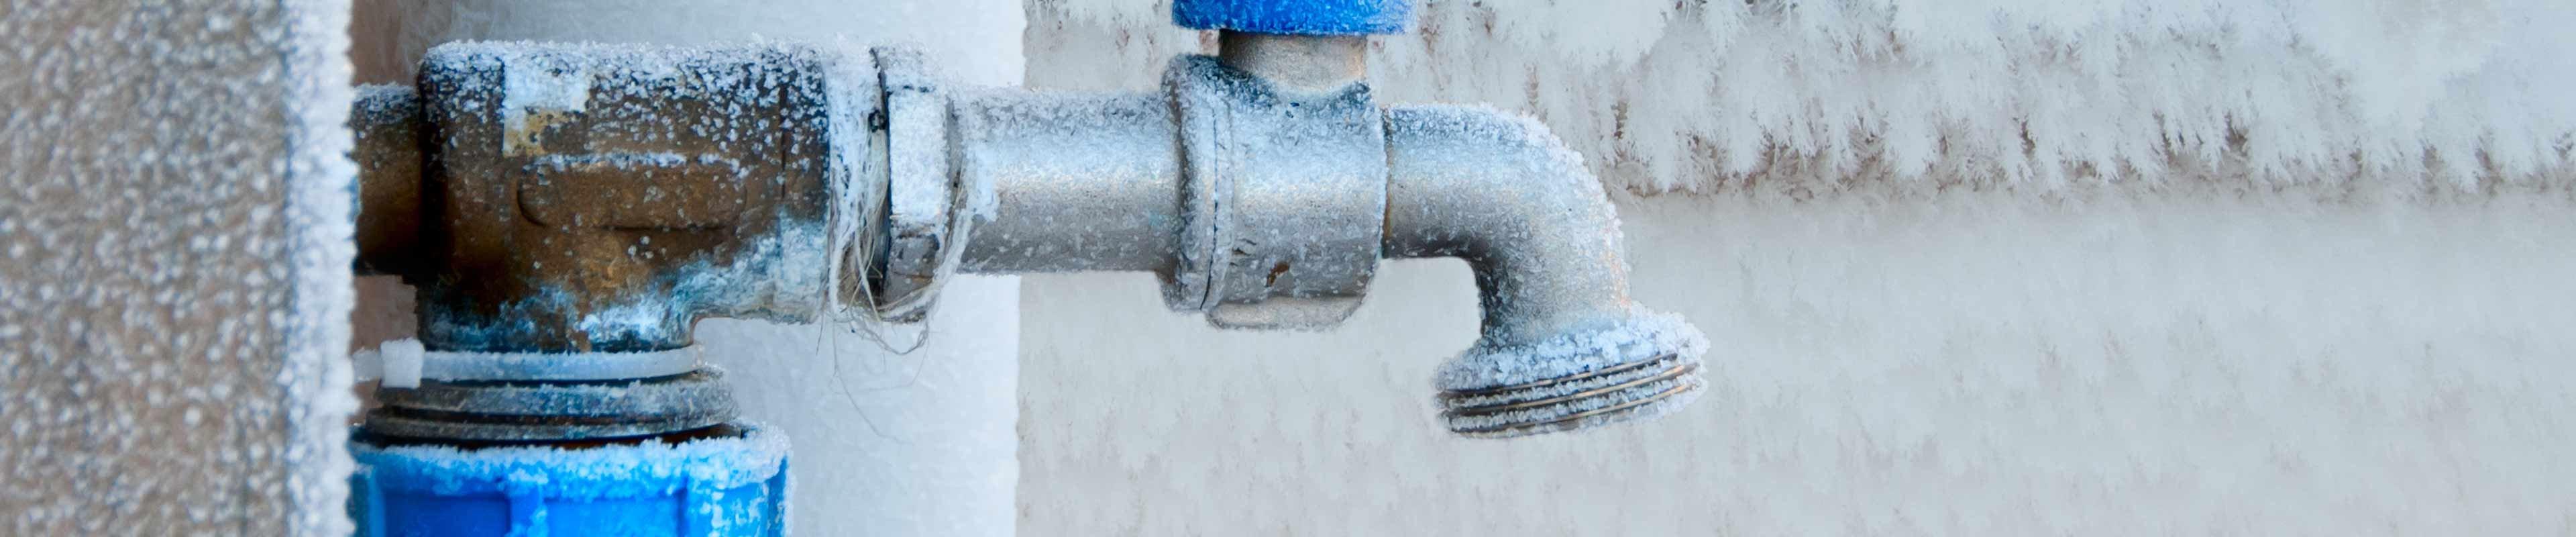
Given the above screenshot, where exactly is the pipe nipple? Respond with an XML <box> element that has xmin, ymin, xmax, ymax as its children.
<box><xmin>1434</xmin><ymin>311</ymin><xmax>1707</xmax><ymax>438</ymax></box>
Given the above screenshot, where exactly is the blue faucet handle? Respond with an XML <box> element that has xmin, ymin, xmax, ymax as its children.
<box><xmin>1172</xmin><ymin>0</ymin><xmax>1411</xmax><ymax>35</ymax></box>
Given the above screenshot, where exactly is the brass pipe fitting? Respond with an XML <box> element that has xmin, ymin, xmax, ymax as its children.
<box><xmin>354</xmin><ymin>43</ymin><xmax>868</xmax><ymax>353</ymax></box>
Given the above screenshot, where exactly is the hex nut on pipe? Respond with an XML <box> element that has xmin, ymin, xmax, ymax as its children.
<box><xmin>869</xmin><ymin>48</ymin><xmax>973</xmax><ymax>324</ymax></box>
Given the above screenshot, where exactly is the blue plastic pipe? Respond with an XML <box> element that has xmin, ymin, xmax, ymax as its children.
<box><xmin>349</xmin><ymin>427</ymin><xmax>790</xmax><ymax>537</ymax></box>
<box><xmin>1173</xmin><ymin>0</ymin><xmax>1412</xmax><ymax>35</ymax></box>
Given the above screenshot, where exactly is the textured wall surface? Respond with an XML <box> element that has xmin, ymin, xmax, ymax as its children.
<box><xmin>0</xmin><ymin>0</ymin><xmax>357</xmax><ymax>534</ymax></box>
<box><xmin>350</xmin><ymin>1</ymin><xmax>1028</xmax><ymax>534</ymax></box>
<box><xmin>1035</xmin><ymin>0</ymin><xmax>2576</xmax><ymax>194</ymax></box>
<box><xmin>1018</xmin><ymin>1</ymin><xmax>2576</xmax><ymax>534</ymax></box>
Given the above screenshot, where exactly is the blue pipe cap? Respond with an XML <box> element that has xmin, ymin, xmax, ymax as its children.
<box><xmin>1173</xmin><ymin>0</ymin><xmax>1412</xmax><ymax>35</ymax></box>
<box><xmin>350</xmin><ymin>426</ymin><xmax>790</xmax><ymax>536</ymax></box>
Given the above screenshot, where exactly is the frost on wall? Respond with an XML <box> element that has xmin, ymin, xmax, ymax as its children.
<box><xmin>1035</xmin><ymin>0</ymin><xmax>2576</xmax><ymax>194</ymax></box>
<box><xmin>0</xmin><ymin>1</ymin><xmax>356</xmax><ymax>535</ymax></box>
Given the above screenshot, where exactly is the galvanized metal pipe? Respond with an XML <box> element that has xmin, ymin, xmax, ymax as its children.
<box><xmin>1373</xmin><ymin>105</ymin><xmax>1707</xmax><ymax>437</ymax></box>
<box><xmin>953</xmin><ymin>91</ymin><xmax>1186</xmax><ymax>274</ymax></box>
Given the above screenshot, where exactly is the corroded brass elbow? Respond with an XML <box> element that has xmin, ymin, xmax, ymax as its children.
<box><xmin>353</xmin><ymin>44</ymin><xmax>865</xmax><ymax>353</ymax></box>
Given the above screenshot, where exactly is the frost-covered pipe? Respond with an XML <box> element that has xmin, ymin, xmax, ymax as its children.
<box><xmin>936</xmin><ymin>45</ymin><xmax>1705</xmax><ymax>437</ymax></box>
<box><xmin>1383</xmin><ymin>105</ymin><xmax>1707</xmax><ymax>438</ymax></box>
<box><xmin>953</xmin><ymin>91</ymin><xmax>1185</xmax><ymax>274</ymax></box>
<box><xmin>949</xmin><ymin>52</ymin><xmax>1390</xmax><ymax>332</ymax></box>
<box><xmin>1382</xmin><ymin>106</ymin><xmax>1630</xmax><ymax>343</ymax></box>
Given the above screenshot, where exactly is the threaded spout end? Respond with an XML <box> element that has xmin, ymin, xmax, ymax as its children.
<box><xmin>1434</xmin><ymin>311</ymin><xmax>1707</xmax><ymax>438</ymax></box>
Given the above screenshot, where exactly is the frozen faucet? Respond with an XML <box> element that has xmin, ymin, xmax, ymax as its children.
<box><xmin>350</xmin><ymin>0</ymin><xmax>1702</xmax><ymax>444</ymax></box>
<box><xmin>347</xmin><ymin>0</ymin><xmax>1702</xmax><ymax>533</ymax></box>
<box><xmin>947</xmin><ymin>32</ymin><xmax>1711</xmax><ymax>436</ymax></box>
<box><xmin>347</xmin><ymin>0</ymin><xmax>1710</xmax><ymax>532</ymax></box>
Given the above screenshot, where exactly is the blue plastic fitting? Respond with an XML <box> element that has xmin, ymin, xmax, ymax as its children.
<box><xmin>1173</xmin><ymin>0</ymin><xmax>1412</xmax><ymax>35</ymax></box>
<box><xmin>349</xmin><ymin>427</ymin><xmax>790</xmax><ymax>536</ymax></box>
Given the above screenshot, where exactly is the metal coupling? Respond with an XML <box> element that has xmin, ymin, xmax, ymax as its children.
<box><xmin>1161</xmin><ymin>40</ymin><xmax>1389</xmax><ymax>330</ymax></box>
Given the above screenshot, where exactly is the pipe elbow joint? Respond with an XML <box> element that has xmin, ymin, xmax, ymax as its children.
<box><xmin>1382</xmin><ymin>105</ymin><xmax>1707</xmax><ymax>438</ymax></box>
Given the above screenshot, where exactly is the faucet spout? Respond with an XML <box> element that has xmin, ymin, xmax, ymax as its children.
<box><xmin>1382</xmin><ymin>105</ymin><xmax>1709</xmax><ymax>438</ymax></box>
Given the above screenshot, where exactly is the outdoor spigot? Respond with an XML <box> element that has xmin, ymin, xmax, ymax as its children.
<box><xmin>1167</xmin><ymin>0</ymin><xmax>1710</xmax><ymax>436</ymax></box>
<box><xmin>347</xmin><ymin>0</ymin><xmax>1707</xmax><ymax>440</ymax></box>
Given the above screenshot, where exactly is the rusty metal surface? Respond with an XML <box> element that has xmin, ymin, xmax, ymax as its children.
<box><xmin>405</xmin><ymin>44</ymin><xmax>840</xmax><ymax>352</ymax></box>
<box><xmin>343</xmin><ymin>44</ymin><xmax>904</xmax><ymax>444</ymax></box>
<box><xmin>952</xmin><ymin>91</ymin><xmax>1187</xmax><ymax>275</ymax></box>
<box><xmin>352</xmin><ymin>85</ymin><xmax>425</xmax><ymax>275</ymax></box>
